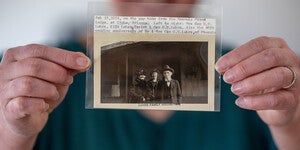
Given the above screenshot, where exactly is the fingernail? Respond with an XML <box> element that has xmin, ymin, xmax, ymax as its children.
<box><xmin>215</xmin><ymin>60</ymin><xmax>228</xmax><ymax>73</ymax></box>
<box><xmin>76</xmin><ymin>56</ymin><xmax>90</xmax><ymax>68</ymax></box>
<box><xmin>215</xmin><ymin>63</ymin><xmax>221</xmax><ymax>72</ymax></box>
<box><xmin>44</xmin><ymin>103</ymin><xmax>50</xmax><ymax>111</ymax></box>
<box><xmin>231</xmin><ymin>82</ymin><xmax>243</xmax><ymax>95</ymax></box>
<box><xmin>235</xmin><ymin>97</ymin><xmax>246</xmax><ymax>107</ymax></box>
<box><xmin>55</xmin><ymin>91</ymin><xmax>60</xmax><ymax>101</ymax></box>
<box><xmin>224</xmin><ymin>71</ymin><xmax>235</xmax><ymax>83</ymax></box>
<box><xmin>67</xmin><ymin>76</ymin><xmax>74</xmax><ymax>84</ymax></box>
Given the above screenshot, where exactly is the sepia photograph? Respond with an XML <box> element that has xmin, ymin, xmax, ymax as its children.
<box><xmin>100</xmin><ymin>41</ymin><xmax>208</xmax><ymax>105</ymax></box>
<box><xmin>91</xmin><ymin>31</ymin><xmax>218</xmax><ymax>111</ymax></box>
<box><xmin>91</xmin><ymin>16</ymin><xmax>218</xmax><ymax>111</ymax></box>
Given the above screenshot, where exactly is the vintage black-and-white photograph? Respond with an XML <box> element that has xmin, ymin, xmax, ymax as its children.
<box><xmin>100</xmin><ymin>41</ymin><xmax>208</xmax><ymax>105</ymax></box>
<box><xmin>89</xmin><ymin>15</ymin><xmax>218</xmax><ymax>111</ymax></box>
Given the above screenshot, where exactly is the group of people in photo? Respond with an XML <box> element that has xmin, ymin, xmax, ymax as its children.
<box><xmin>129</xmin><ymin>65</ymin><xmax>182</xmax><ymax>104</ymax></box>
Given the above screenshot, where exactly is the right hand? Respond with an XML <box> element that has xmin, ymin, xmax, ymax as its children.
<box><xmin>0</xmin><ymin>44</ymin><xmax>90</xmax><ymax>142</ymax></box>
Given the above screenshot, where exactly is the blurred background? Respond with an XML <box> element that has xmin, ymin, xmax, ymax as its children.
<box><xmin>0</xmin><ymin>0</ymin><xmax>299</xmax><ymax>54</ymax></box>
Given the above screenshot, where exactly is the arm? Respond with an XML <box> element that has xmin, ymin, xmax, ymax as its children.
<box><xmin>176</xmin><ymin>80</ymin><xmax>182</xmax><ymax>104</ymax></box>
<box><xmin>0</xmin><ymin>44</ymin><xmax>91</xmax><ymax>150</ymax></box>
<box><xmin>215</xmin><ymin>36</ymin><xmax>300</xmax><ymax>149</ymax></box>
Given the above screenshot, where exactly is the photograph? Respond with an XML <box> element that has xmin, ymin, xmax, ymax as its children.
<box><xmin>100</xmin><ymin>41</ymin><xmax>208</xmax><ymax>105</ymax></box>
<box><xmin>91</xmin><ymin>16</ymin><xmax>218</xmax><ymax>111</ymax></box>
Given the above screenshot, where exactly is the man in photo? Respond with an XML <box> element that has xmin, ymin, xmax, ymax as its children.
<box><xmin>159</xmin><ymin>65</ymin><xmax>182</xmax><ymax>104</ymax></box>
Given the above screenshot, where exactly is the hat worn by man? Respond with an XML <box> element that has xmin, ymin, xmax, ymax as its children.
<box><xmin>163</xmin><ymin>65</ymin><xmax>174</xmax><ymax>73</ymax></box>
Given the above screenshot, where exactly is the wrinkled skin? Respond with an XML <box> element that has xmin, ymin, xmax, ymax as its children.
<box><xmin>215</xmin><ymin>37</ymin><xmax>300</xmax><ymax>149</ymax></box>
<box><xmin>0</xmin><ymin>44</ymin><xmax>90</xmax><ymax>149</ymax></box>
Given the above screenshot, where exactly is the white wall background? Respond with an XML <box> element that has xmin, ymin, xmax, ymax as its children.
<box><xmin>1</xmin><ymin>0</ymin><xmax>299</xmax><ymax>54</ymax></box>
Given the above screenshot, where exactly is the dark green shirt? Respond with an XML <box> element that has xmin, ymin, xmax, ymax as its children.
<box><xmin>34</xmin><ymin>41</ymin><xmax>276</xmax><ymax>150</ymax></box>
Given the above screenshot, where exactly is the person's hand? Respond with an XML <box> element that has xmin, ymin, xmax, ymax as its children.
<box><xmin>0</xmin><ymin>44</ymin><xmax>90</xmax><ymax>149</ymax></box>
<box><xmin>215</xmin><ymin>36</ymin><xmax>300</xmax><ymax>149</ymax></box>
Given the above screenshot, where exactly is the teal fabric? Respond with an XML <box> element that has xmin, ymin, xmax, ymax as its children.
<box><xmin>34</xmin><ymin>41</ymin><xmax>276</xmax><ymax>150</ymax></box>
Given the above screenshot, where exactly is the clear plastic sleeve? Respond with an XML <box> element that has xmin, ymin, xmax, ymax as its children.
<box><xmin>86</xmin><ymin>1</ymin><xmax>222</xmax><ymax>111</ymax></box>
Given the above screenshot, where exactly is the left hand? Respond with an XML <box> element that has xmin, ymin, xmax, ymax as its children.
<box><xmin>215</xmin><ymin>36</ymin><xmax>300</xmax><ymax>127</ymax></box>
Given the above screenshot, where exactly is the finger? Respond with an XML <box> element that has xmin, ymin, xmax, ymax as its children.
<box><xmin>2</xmin><ymin>44</ymin><xmax>91</xmax><ymax>72</ymax></box>
<box><xmin>216</xmin><ymin>36</ymin><xmax>288</xmax><ymax>73</ymax></box>
<box><xmin>2</xmin><ymin>58</ymin><xmax>73</xmax><ymax>85</ymax></box>
<box><xmin>231</xmin><ymin>67</ymin><xmax>295</xmax><ymax>96</ymax></box>
<box><xmin>4</xmin><ymin>97</ymin><xmax>49</xmax><ymax>120</ymax></box>
<box><xmin>223</xmin><ymin>48</ymin><xmax>298</xmax><ymax>83</ymax></box>
<box><xmin>3</xmin><ymin>77</ymin><xmax>60</xmax><ymax>101</ymax></box>
<box><xmin>235</xmin><ymin>90</ymin><xmax>297</xmax><ymax>110</ymax></box>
